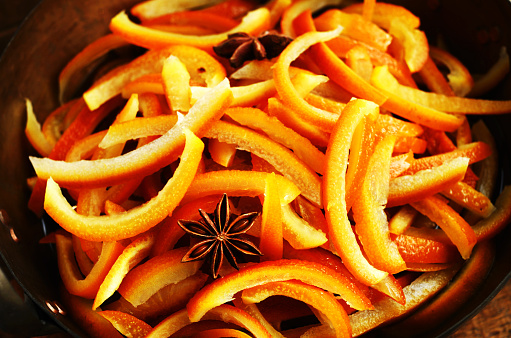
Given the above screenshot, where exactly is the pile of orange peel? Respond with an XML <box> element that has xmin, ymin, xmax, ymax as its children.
<box><xmin>24</xmin><ymin>0</ymin><xmax>511</xmax><ymax>336</ymax></box>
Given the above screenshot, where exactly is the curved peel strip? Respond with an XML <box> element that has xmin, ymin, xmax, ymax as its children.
<box><xmin>117</xmin><ymin>247</ymin><xmax>202</xmax><ymax>307</ymax></box>
<box><xmin>273</xmin><ymin>23</ymin><xmax>344</xmax><ymax>132</ymax></box>
<box><xmin>56</xmin><ymin>233</ymin><xmax>125</xmax><ymax>299</ymax></box>
<box><xmin>59</xmin><ymin>34</ymin><xmax>129</xmax><ymax>103</ymax></box>
<box><xmin>324</xmin><ymin>98</ymin><xmax>388</xmax><ymax>286</ymax></box>
<box><xmin>204</xmin><ymin>120</ymin><xmax>323</xmax><ymax>207</ymax></box>
<box><xmin>25</xmin><ymin>99</ymin><xmax>53</xmax><ymax>157</ymax></box>
<box><xmin>349</xmin><ymin>267</ymin><xmax>460</xmax><ymax>337</ymax></box>
<box><xmin>472</xmin><ymin>185</ymin><xmax>511</xmax><ymax>242</ymax></box>
<box><xmin>44</xmin><ymin>130</ymin><xmax>204</xmax><ymax>241</ymax></box>
<box><xmin>410</xmin><ymin>195</ymin><xmax>477</xmax><ymax>260</ymax></box>
<box><xmin>98</xmin><ymin>311</ymin><xmax>152</xmax><ymax>337</ymax></box>
<box><xmin>353</xmin><ymin>135</ymin><xmax>407</xmax><ymax>274</ymax></box>
<box><xmin>373</xmin><ymin>64</ymin><xmax>511</xmax><ymax>114</ymax></box>
<box><xmin>93</xmin><ymin>232</ymin><xmax>156</xmax><ymax>310</ymax></box>
<box><xmin>109</xmin><ymin>8</ymin><xmax>271</xmax><ymax>51</ymax></box>
<box><xmin>242</xmin><ymin>280</ymin><xmax>352</xmax><ymax>338</ymax></box>
<box><xmin>281</xmin><ymin>203</ymin><xmax>328</xmax><ymax>249</ymax></box>
<box><xmin>370</xmin><ymin>66</ymin><xmax>465</xmax><ymax>132</ymax></box>
<box><xmin>31</xmin><ymin>78</ymin><xmax>232</xmax><ymax>189</ymax></box>
<box><xmin>186</xmin><ymin>259</ymin><xmax>372</xmax><ymax>322</ymax></box>
<box><xmin>225</xmin><ymin>107</ymin><xmax>326</xmax><ymax>175</ymax></box>
<box><xmin>388</xmin><ymin>156</ymin><xmax>470</xmax><ymax>207</ymax></box>
<box><xmin>147</xmin><ymin>305</ymin><xmax>271</xmax><ymax>338</ymax></box>
<box><xmin>182</xmin><ymin>170</ymin><xmax>301</xmax><ymax>206</ymax></box>
<box><xmin>293</xmin><ymin>10</ymin><xmax>388</xmax><ymax>106</ymax></box>
<box><xmin>259</xmin><ymin>173</ymin><xmax>284</xmax><ymax>260</ymax></box>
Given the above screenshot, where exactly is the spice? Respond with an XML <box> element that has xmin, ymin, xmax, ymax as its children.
<box><xmin>213</xmin><ymin>31</ymin><xmax>293</xmax><ymax>68</ymax></box>
<box><xmin>178</xmin><ymin>193</ymin><xmax>262</xmax><ymax>278</ymax></box>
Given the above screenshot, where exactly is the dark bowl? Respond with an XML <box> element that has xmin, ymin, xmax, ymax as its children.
<box><xmin>0</xmin><ymin>0</ymin><xmax>510</xmax><ymax>337</ymax></box>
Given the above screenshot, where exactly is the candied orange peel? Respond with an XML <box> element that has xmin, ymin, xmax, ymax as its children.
<box><xmin>25</xmin><ymin>0</ymin><xmax>511</xmax><ymax>336</ymax></box>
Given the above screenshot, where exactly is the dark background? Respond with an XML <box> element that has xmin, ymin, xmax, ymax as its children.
<box><xmin>0</xmin><ymin>1</ymin><xmax>41</xmax><ymax>53</ymax></box>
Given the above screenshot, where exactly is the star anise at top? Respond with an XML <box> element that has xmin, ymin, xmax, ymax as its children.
<box><xmin>213</xmin><ymin>31</ymin><xmax>293</xmax><ymax>68</ymax></box>
<box><xmin>178</xmin><ymin>194</ymin><xmax>262</xmax><ymax>278</ymax></box>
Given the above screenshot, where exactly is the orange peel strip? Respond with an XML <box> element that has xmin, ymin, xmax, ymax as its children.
<box><xmin>225</xmin><ymin>107</ymin><xmax>325</xmax><ymax>175</ymax></box>
<box><xmin>281</xmin><ymin>203</ymin><xmax>328</xmax><ymax>249</ymax></box>
<box><xmin>472</xmin><ymin>185</ymin><xmax>511</xmax><ymax>242</ymax></box>
<box><xmin>404</xmin><ymin>141</ymin><xmax>492</xmax><ymax>175</ymax></box>
<box><xmin>98</xmin><ymin>310</ymin><xmax>152</xmax><ymax>337</ymax></box>
<box><xmin>342</xmin><ymin>2</ymin><xmax>420</xmax><ymax>30</ymax></box>
<box><xmin>204</xmin><ymin>120</ymin><xmax>323</xmax><ymax>208</ymax></box>
<box><xmin>98</xmin><ymin>114</ymin><xmax>178</xmax><ymax>149</ymax></box>
<box><xmin>93</xmin><ymin>232</ymin><xmax>156</xmax><ymax>310</ymax></box>
<box><xmin>370</xmin><ymin>66</ymin><xmax>465</xmax><ymax>132</ymax></box>
<box><xmin>147</xmin><ymin>305</ymin><xmax>271</xmax><ymax>338</ymax></box>
<box><xmin>131</xmin><ymin>0</ymin><xmax>221</xmax><ymax>21</ymax></box>
<box><xmin>117</xmin><ymin>247</ymin><xmax>202</xmax><ymax>307</ymax></box>
<box><xmin>109</xmin><ymin>8</ymin><xmax>271</xmax><ymax>52</ymax></box>
<box><xmin>84</xmin><ymin>44</ymin><xmax>226</xmax><ymax>111</ymax></box>
<box><xmin>388</xmin><ymin>156</ymin><xmax>470</xmax><ymax>208</ymax></box>
<box><xmin>267</xmin><ymin>97</ymin><xmax>331</xmax><ymax>148</ymax></box>
<box><xmin>259</xmin><ymin>173</ymin><xmax>284</xmax><ymax>260</ymax></box>
<box><xmin>410</xmin><ymin>195</ymin><xmax>477</xmax><ymax>260</ymax></box>
<box><xmin>442</xmin><ymin>180</ymin><xmax>496</xmax><ymax>218</ymax></box>
<box><xmin>186</xmin><ymin>259</ymin><xmax>373</xmax><ymax>322</ymax></box>
<box><xmin>393</xmin><ymin>233</ymin><xmax>460</xmax><ymax>264</ymax></box>
<box><xmin>182</xmin><ymin>170</ymin><xmax>301</xmax><ymax>206</ymax></box>
<box><xmin>59</xmin><ymin>34</ymin><xmax>129</xmax><ymax>103</ymax></box>
<box><xmin>429</xmin><ymin>46</ymin><xmax>474</xmax><ymax>97</ymax></box>
<box><xmin>349</xmin><ymin>267</ymin><xmax>460</xmax><ymax>337</ymax></box>
<box><xmin>162</xmin><ymin>55</ymin><xmax>191</xmax><ymax>112</ymax></box>
<box><xmin>314</xmin><ymin>9</ymin><xmax>392</xmax><ymax>52</ymax></box>
<box><xmin>323</xmin><ymin>98</ymin><xmax>388</xmax><ymax>286</ymax></box>
<box><xmin>242</xmin><ymin>280</ymin><xmax>352</xmax><ymax>338</ymax></box>
<box><xmin>293</xmin><ymin>10</ymin><xmax>388</xmax><ymax>106</ymax></box>
<box><xmin>25</xmin><ymin>99</ymin><xmax>53</xmax><ymax>157</ymax></box>
<box><xmin>273</xmin><ymin>24</ymin><xmax>344</xmax><ymax>132</ymax></box>
<box><xmin>388</xmin><ymin>18</ymin><xmax>429</xmax><ymax>73</ymax></box>
<box><xmin>373</xmin><ymin>64</ymin><xmax>511</xmax><ymax>114</ymax></box>
<box><xmin>30</xmin><ymin>78</ymin><xmax>232</xmax><ymax>189</ymax></box>
<box><xmin>44</xmin><ymin>130</ymin><xmax>204</xmax><ymax>241</ymax></box>
<box><xmin>353</xmin><ymin>135</ymin><xmax>407</xmax><ymax>274</ymax></box>
<box><xmin>56</xmin><ymin>233</ymin><xmax>125</xmax><ymax>299</ymax></box>
<box><xmin>280</xmin><ymin>0</ymin><xmax>344</xmax><ymax>38</ymax></box>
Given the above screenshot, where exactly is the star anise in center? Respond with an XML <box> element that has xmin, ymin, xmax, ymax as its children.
<box><xmin>178</xmin><ymin>194</ymin><xmax>262</xmax><ymax>278</ymax></box>
<box><xmin>213</xmin><ymin>31</ymin><xmax>293</xmax><ymax>68</ymax></box>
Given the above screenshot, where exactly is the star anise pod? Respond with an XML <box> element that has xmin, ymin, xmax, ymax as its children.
<box><xmin>213</xmin><ymin>31</ymin><xmax>293</xmax><ymax>68</ymax></box>
<box><xmin>178</xmin><ymin>194</ymin><xmax>262</xmax><ymax>278</ymax></box>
